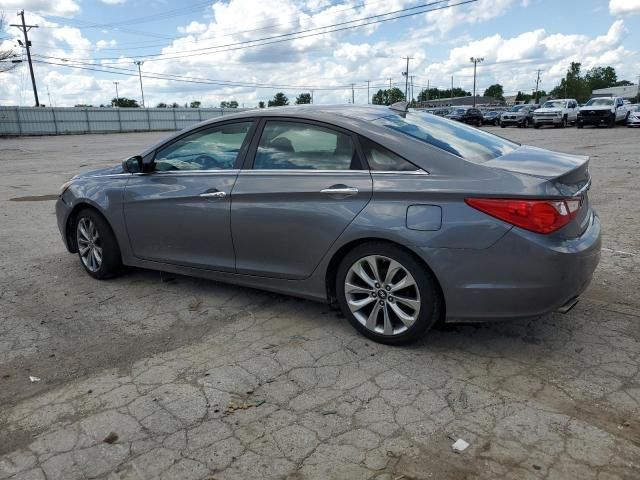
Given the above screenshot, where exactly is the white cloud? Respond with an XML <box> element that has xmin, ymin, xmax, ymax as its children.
<box><xmin>96</xmin><ymin>39</ymin><xmax>117</xmax><ymax>50</ymax></box>
<box><xmin>1</xmin><ymin>0</ymin><xmax>639</xmax><ymax>107</ymax></box>
<box><xmin>100</xmin><ymin>0</ymin><xmax>127</xmax><ymax>5</ymax></box>
<box><xmin>609</xmin><ymin>0</ymin><xmax>640</xmax><ymax>16</ymax></box>
<box><xmin>424</xmin><ymin>0</ymin><xmax>521</xmax><ymax>35</ymax></box>
<box><xmin>0</xmin><ymin>0</ymin><xmax>80</xmax><ymax>17</ymax></box>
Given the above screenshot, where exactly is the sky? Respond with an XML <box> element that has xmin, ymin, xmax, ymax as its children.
<box><xmin>1</xmin><ymin>0</ymin><xmax>639</xmax><ymax>107</ymax></box>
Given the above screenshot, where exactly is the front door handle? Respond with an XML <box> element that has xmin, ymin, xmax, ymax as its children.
<box><xmin>199</xmin><ymin>191</ymin><xmax>226</xmax><ymax>199</ymax></box>
<box><xmin>320</xmin><ymin>186</ymin><xmax>359</xmax><ymax>196</ymax></box>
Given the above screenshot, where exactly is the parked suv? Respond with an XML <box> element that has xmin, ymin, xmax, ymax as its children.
<box><xmin>500</xmin><ymin>104</ymin><xmax>538</xmax><ymax>128</ymax></box>
<box><xmin>445</xmin><ymin>107</ymin><xmax>484</xmax><ymax>126</ymax></box>
<box><xmin>533</xmin><ymin>99</ymin><xmax>578</xmax><ymax>128</ymax></box>
<box><xmin>577</xmin><ymin>96</ymin><xmax>629</xmax><ymax>128</ymax></box>
<box><xmin>482</xmin><ymin>110</ymin><xmax>501</xmax><ymax>126</ymax></box>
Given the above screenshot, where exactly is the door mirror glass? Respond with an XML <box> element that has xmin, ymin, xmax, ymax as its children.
<box><xmin>123</xmin><ymin>155</ymin><xmax>143</xmax><ymax>173</ymax></box>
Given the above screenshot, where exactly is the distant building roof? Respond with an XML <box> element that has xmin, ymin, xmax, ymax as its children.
<box><xmin>592</xmin><ymin>85</ymin><xmax>639</xmax><ymax>99</ymax></box>
<box><xmin>414</xmin><ymin>96</ymin><xmax>502</xmax><ymax>108</ymax></box>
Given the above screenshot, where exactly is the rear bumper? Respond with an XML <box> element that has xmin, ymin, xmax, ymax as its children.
<box><xmin>417</xmin><ymin>212</ymin><xmax>601</xmax><ymax>322</ymax></box>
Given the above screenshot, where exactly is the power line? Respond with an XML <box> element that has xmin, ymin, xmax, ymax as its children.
<box><xmin>42</xmin><ymin>0</ymin><xmax>476</xmax><ymax>64</ymax></box>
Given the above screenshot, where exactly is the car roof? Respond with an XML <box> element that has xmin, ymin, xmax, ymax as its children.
<box><xmin>205</xmin><ymin>104</ymin><xmax>394</xmax><ymax>123</ymax></box>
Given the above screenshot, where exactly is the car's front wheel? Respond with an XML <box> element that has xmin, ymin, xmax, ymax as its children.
<box><xmin>75</xmin><ymin>209</ymin><xmax>122</xmax><ymax>279</ymax></box>
<box><xmin>336</xmin><ymin>243</ymin><xmax>441</xmax><ymax>345</ymax></box>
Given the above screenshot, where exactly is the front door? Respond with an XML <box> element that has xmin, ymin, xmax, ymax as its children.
<box><xmin>231</xmin><ymin>119</ymin><xmax>372</xmax><ymax>279</ymax></box>
<box><xmin>123</xmin><ymin>120</ymin><xmax>254</xmax><ymax>271</ymax></box>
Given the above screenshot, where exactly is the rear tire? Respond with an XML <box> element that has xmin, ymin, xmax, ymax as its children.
<box><xmin>336</xmin><ymin>242</ymin><xmax>441</xmax><ymax>345</ymax></box>
<box><xmin>75</xmin><ymin>209</ymin><xmax>123</xmax><ymax>279</ymax></box>
<box><xmin>577</xmin><ymin>120</ymin><xmax>584</xmax><ymax>129</ymax></box>
<box><xmin>534</xmin><ymin>123</ymin><xmax>540</xmax><ymax>129</ymax></box>
<box><xmin>522</xmin><ymin>118</ymin><xmax>529</xmax><ymax>128</ymax></box>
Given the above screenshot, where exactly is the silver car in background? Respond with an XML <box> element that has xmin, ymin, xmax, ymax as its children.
<box><xmin>56</xmin><ymin>104</ymin><xmax>601</xmax><ymax>344</ymax></box>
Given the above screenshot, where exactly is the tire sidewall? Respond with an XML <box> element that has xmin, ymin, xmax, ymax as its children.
<box><xmin>336</xmin><ymin>243</ymin><xmax>440</xmax><ymax>345</ymax></box>
<box><xmin>75</xmin><ymin>209</ymin><xmax>122</xmax><ymax>279</ymax></box>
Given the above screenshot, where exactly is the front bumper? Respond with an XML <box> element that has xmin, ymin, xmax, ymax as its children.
<box><xmin>418</xmin><ymin>211</ymin><xmax>601</xmax><ymax>322</ymax></box>
<box><xmin>627</xmin><ymin>117</ymin><xmax>640</xmax><ymax>126</ymax></box>
<box><xmin>578</xmin><ymin>114</ymin><xmax>612</xmax><ymax>125</ymax></box>
<box><xmin>56</xmin><ymin>196</ymin><xmax>75</xmax><ymax>252</ymax></box>
<box><xmin>500</xmin><ymin>117</ymin><xmax>525</xmax><ymax>126</ymax></box>
<box><xmin>533</xmin><ymin>116</ymin><xmax>563</xmax><ymax>125</ymax></box>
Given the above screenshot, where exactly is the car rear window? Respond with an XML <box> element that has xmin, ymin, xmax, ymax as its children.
<box><xmin>374</xmin><ymin>111</ymin><xmax>518</xmax><ymax>163</ymax></box>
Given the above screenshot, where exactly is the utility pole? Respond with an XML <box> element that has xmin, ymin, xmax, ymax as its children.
<box><xmin>367</xmin><ymin>80</ymin><xmax>370</xmax><ymax>104</ymax></box>
<box><xmin>451</xmin><ymin>75</ymin><xmax>454</xmax><ymax>96</ymax></box>
<box><xmin>46</xmin><ymin>86</ymin><xmax>52</xmax><ymax>107</ymax></box>
<box><xmin>310</xmin><ymin>89</ymin><xmax>314</xmax><ymax>104</ymax></box>
<box><xmin>113</xmin><ymin>81</ymin><xmax>120</xmax><ymax>107</ymax></box>
<box><xmin>534</xmin><ymin>69</ymin><xmax>542</xmax><ymax>103</ymax></box>
<box><xmin>469</xmin><ymin>57</ymin><xmax>484</xmax><ymax>107</ymax></box>
<box><xmin>402</xmin><ymin>56</ymin><xmax>413</xmax><ymax>101</ymax></box>
<box><xmin>388</xmin><ymin>78</ymin><xmax>392</xmax><ymax>89</ymax></box>
<box><xmin>351</xmin><ymin>83</ymin><xmax>355</xmax><ymax>104</ymax></box>
<box><xmin>426</xmin><ymin>79</ymin><xmax>430</xmax><ymax>101</ymax></box>
<box><xmin>134</xmin><ymin>61</ymin><xmax>145</xmax><ymax>107</ymax></box>
<box><xmin>11</xmin><ymin>11</ymin><xmax>39</xmax><ymax>106</ymax></box>
<box><xmin>409</xmin><ymin>75</ymin><xmax>415</xmax><ymax>105</ymax></box>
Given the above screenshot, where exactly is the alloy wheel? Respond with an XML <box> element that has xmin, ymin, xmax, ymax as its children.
<box><xmin>77</xmin><ymin>217</ymin><xmax>103</xmax><ymax>272</ymax></box>
<box><xmin>344</xmin><ymin>255</ymin><xmax>421</xmax><ymax>336</ymax></box>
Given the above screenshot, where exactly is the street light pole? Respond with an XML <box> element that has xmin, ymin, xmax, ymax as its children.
<box><xmin>134</xmin><ymin>61</ymin><xmax>145</xmax><ymax>107</ymax></box>
<box><xmin>470</xmin><ymin>57</ymin><xmax>484</xmax><ymax>107</ymax></box>
<box><xmin>402</xmin><ymin>56</ymin><xmax>413</xmax><ymax>100</ymax></box>
<box><xmin>113</xmin><ymin>81</ymin><xmax>119</xmax><ymax>107</ymax></box>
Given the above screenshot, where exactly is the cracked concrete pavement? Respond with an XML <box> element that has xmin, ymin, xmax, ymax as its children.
<box><xmin>0</xmin><ymin>126</ymin><xmax>639</xmax><ymax>479</ymax></box>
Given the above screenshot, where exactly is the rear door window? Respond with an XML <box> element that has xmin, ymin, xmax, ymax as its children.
<box><xmin>253</xmin><ymin>121</ymin><xmax>361</xmax><ymax>170</ymax></box>
<box><xmin>374</xmin><ymin>111</ymin><xmax>517</xmax><ymax>163</ymax></box>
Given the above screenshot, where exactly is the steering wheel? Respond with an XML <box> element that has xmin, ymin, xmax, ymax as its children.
<box><xmin>194</xmin><ymin>155</ymin><xmax>224</xmax><ymax>169</ymax></box>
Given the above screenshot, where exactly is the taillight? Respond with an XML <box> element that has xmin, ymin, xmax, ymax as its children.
<box><xmin>465</xmin><ymin>198</ymin><xmax>580</xmax><ymax>234</ymax></box>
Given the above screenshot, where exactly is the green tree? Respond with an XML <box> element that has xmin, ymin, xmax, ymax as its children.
<box><xmin>189</xmin><ymin>100</ymin><xmax>201</xmax><ymax>108</ymax></box>
<box><xmin>549</xmin><ymin>62</ymin><xmax>590</xmax><ymax>102</ymax></box>
<box><xmin>295</xmin><ymin>93</ymin><xmax>312</xmax><ymax>104</ymax></box>
<box><xmin>371</xmin><ymin>88</ymin><xmax>405</xmax><ymax>105</ymax></box>
<box><xmin>156</xmin><ymin>102</ymin><xmax>168</xmax><ymax>108</ymax></box>
<box><xmin>74</xmin><ymin>104</ymin><xmax>93</xmax><ymax>107</ymax></box>
<box><xmin>220</xmin><ymin>100</ymin><xmax>239</xmax><ymax>108</ymax></box>
<box><xmin>483</xmin><ymin>84</ymin><xmax>504</xmax><ymax>101</ymax></box>
<box><xmin>112</xmin><ymin>97</ymin><xmax>140</xmax><ymax>108</ymax></box>
<box><xmin>258</xmin><ymin>101</ymin><xmax>265</xmax><ymax>108</ymax></box>
<box><xmin>170</xmin><ymin>102</ymin><xmax>180</xmax><ymax>108</ymax></box>
<box><xmin>268</xmin><ymin>92</ymin><xmax>289</xmax><ymax>107</ymax></box>
<box><xmin>416</xmin><ymin>87</ymin><xmax>470</xmax><ymax>102</ymax></box>
<box><xmin>584</xmin><ymin>66</ymin><xmax>617</xmax><ymax>91</ymax></box>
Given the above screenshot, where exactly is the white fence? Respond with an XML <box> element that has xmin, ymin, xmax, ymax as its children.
<box><xmin>0</xmin><ymin>107</ymin><xmax>249</xmax><ymax>136</ymax></box>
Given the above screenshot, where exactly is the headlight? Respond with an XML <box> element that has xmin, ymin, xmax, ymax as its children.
<box><xmin>59</xmin><ymin>176</ymin><xmax>77</xmax><ymax>195</ymax></box>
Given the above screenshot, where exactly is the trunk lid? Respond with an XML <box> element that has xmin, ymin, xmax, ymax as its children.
<box><xmin>484</xmin><ymin>145</ymin><xmax>592</xmax><ymax>237</ymax></box>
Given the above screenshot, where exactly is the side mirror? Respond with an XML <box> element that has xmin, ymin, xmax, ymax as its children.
<box><xmin>122</xmin><ymin>155</ymin><xmax>143</xmax><ymax>173</ymax></box>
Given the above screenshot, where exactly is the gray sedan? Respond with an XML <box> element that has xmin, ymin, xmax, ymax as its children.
<box><xmin>56</xmin><ymin>104</ymin><xmax>601</xmax><ymax>344</ymax></box>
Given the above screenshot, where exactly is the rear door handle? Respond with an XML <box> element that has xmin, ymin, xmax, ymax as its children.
<box><xmin>320</xmin><ymin>186</ymin><xmax>359</xmax><ymax>196</ymax></box>
<box><xmin>199</xmin><ymin>191</ymin><xmax>226</xmax><ymax>199</ymax></box>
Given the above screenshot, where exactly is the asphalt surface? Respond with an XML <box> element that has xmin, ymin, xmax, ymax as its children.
<box><xmin>0</xmin><ymin>124</ymin><xmax>639</xmax><ymax>479</ymax></box>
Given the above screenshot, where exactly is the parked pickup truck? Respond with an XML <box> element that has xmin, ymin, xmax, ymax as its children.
<box><xmin>532</xmin><ymin>99</ymin><xmax>579</xmax><ymax>128</ymax></box>
<box><xmin>577</xmin><ymin>96</ymin><xmax>629</xmax><ymax>128</ymax></box>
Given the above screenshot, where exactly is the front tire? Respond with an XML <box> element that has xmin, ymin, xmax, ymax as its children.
<box><xmin>336</xmin><ymin>243</ymin><xmax>441</xmax><ymax>345</ymax></box>
<box><xmin>577</xmin><ymin>120</ymin><xmax>584</xmax><ymax>129</ymax></box>
<box><xmin>75</xmin><ymin>209</ymin><xmax>122</xmax><ymax>279</ymax></box>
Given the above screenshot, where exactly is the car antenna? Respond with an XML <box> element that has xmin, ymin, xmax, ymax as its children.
<box><xmin>389</xmin><ymin>101</ymin><xmax>409</xmax><ymax>114</ymax></box>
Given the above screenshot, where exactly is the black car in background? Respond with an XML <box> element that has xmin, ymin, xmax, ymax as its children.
<box><xmin>482</xmin><ymin>110</ymin><xmax>501</xmax><ymax>126</ymax></box>
<box><xmin>445</xmin><ymin>107</ymin><xmax>484</xmax><ymax>126</ymax></box>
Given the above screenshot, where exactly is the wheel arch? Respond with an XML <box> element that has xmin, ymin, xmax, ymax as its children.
<box><xmin>65</xmin><ymin>202</ymin><xmax>117</xmax><ymax>254</ymax></box>
<box><xmin>325</xmin><ymin>237</ymin><xmax>446</xmax><ymax>318</ymax></box>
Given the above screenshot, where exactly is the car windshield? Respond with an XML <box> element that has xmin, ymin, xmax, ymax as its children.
<box><xmin>585</xmin><ymin>98</ymin><xmax>614</xmax><ymax>106</ymax></box>
<box><xmin>453</xmin><ymin>109</ymin><xmax>466</xmax><ymax>114</ymax></box>
<box><xmin>509</xmin><ymin>105</ymin><xmax>526</xmax><ymax>112</ymax></box>
<box><xmin>374</xmin><ymin>111</ymin><xmax>518</xmax><ymax>163</ymax></box>
<box><xmin>543</xmin><ymin>100</ymin><xmax>567</xmax><ymax>108</ymax></box>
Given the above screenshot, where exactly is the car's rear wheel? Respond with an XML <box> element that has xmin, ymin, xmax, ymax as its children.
<box><xmin>522</xmin><ymin>118</ymin><xmax>529</xmax><ymax>128</ymax></box>
<box><xmin>75</xmin><ymin>209</ymin><xmax>122</xmax><ymax>279</ymax></box>
<box><xmin>336</xmin><ymin>243</ymin><xmax>441</xmax><ymax>345</ymax></box>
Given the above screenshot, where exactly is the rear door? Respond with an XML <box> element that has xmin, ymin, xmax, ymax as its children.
<box><xmin>230</xmin><ymin>118</ymin><xmax>373</xmax><ymax>279</ymax></box>
<box><xmin>123</xmin><ymin>120</ymin><xmax>255</xmax><ymax>271</ymax></box>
